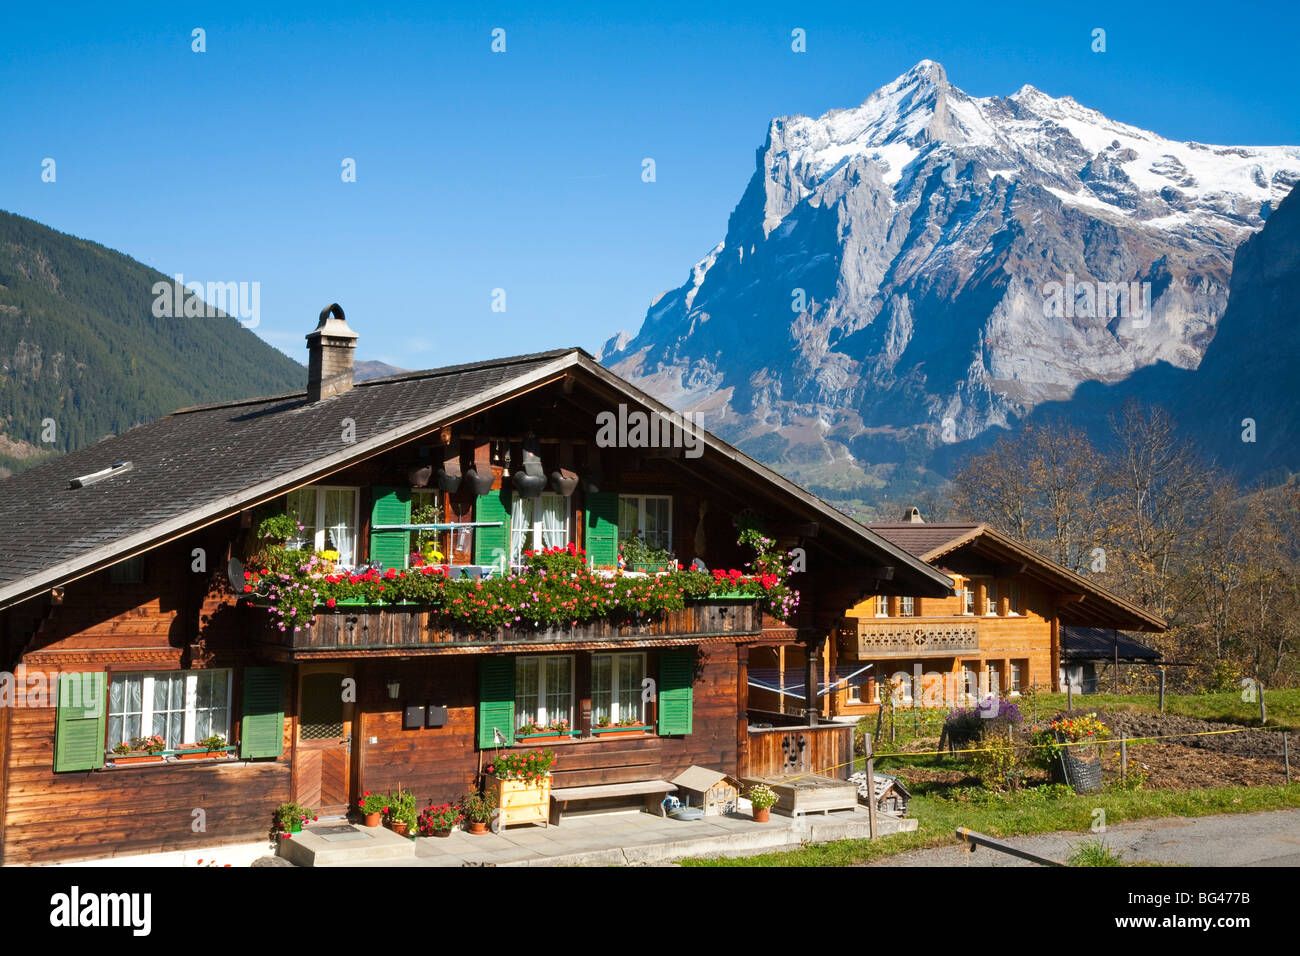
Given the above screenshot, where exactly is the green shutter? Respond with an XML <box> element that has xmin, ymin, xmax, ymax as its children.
<box><xmin>657</xmin><ymin>649</ymin><xmax>694</xmax><ymax>736</ymax></box>
<box><xmin>473</xmin><ymin>487</ymin><xmax>511</xmax><ymax>570</ymax></box>
<box><xmin>369</xmin><ymin>486</ymin><xmax>412</xmax><ymax>570</ymax></box>
<box><xmin>478</xmin><ymin>657</ymin><xmax>515</xmax><ymax>749</ymax></box>
<box><xmin>240</xmin><ymin>667</ymin><xmax>285</xmax><ymax>758</ymax></box>
<box><xmin>585</xmin><ymin>491</ymin><xmax>619</xmax><ymax>569</ymax></box>
<box><xmin>54</xmin><ymin>672</ymin><xmax>107</xmax><ymax>772</ymax></box>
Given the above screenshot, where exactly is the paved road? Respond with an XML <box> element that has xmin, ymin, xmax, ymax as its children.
<box><xmin>869</xmin><ymin>809</ymin><xmax>1300</xmax><ymax>867</ymax></box>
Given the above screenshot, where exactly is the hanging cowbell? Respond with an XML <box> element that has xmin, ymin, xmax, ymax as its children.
<box><xmin>435</xmin><ymin>443</ymin><xmax>462</xmax><ymax>493</ymax></box>
<box><xmin>549</xmin><ymin>438</ymin><xmax>579</xmax><ymax>497</ymax></box>
<box><xmin>513</xmin><ymin>432</ymin><xmax>547</xmax><ymax>498</ymax></box>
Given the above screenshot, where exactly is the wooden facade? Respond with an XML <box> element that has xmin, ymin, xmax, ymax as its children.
<box><xmin>0</xmin><ymin>352</ymin><xmax>954</xmax><ymax>864</ymax></box>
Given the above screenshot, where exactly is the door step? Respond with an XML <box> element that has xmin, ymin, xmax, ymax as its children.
<box><xmin>278</xmin><ymin>823</ymin><xmax>416</xmax><ymax>866</ymax></box>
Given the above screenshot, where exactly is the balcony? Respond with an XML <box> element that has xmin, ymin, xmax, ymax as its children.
<box><xmin>839</xmin><ymin>617</ymin><xmax>979</xmax><ymax>659</ymax></box>
<box><xmin>268</xmin><ymin>597</ymin><xmax>761</xmax><ymax>655</ymax></box>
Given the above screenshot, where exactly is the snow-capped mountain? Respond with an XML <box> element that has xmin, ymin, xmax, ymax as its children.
<box><xmin>600</xmin><ymin>61</ymin><xmax>1300</xmax><ymax>499</ymax></box>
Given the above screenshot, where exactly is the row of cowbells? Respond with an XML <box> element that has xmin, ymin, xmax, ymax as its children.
<box><xmin>408</xmin><ymin>434</ymin><xmax>600</xmax><ymax>498</ymax></box>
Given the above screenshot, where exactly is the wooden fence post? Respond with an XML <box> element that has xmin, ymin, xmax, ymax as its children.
<box><xmin>1158</xmin><ymin>669</ymin><xmax>1165</xmax><ymax>713</ymax></box>
<box><xmin>865</xmin><ymin>732</ymin><xmax>877</xmax><ymax>840</ymax></box>
<box><xmin>1120</xmin><ymin>734</ymin><xmax>1127</xmax><ymax>783</ymax></box>
<box><xmin>1284</xmin><ymin>732</ymin><xmax>1291</xmax><ymax>786</ymax></box>
<box><xmin>1259</xmin><ymin>682</ymin><xmax>1267</xmax><ymax>726</ymax></box>
<box><xmin>1067</xmin><ymin>681</ymin><xmax>1073</xmax><ymax>712</ymax></box>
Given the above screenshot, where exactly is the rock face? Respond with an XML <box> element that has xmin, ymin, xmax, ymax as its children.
<box><xmin>602</xmin><ymin>61</ymin><xmax>1300</xmax><ymax>494</ymax></box>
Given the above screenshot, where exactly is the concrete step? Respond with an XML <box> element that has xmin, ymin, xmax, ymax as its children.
<box><xmin>277</xmin><ymin>823</ymin><xmax>416</xmax><ymax>867</ymax></box>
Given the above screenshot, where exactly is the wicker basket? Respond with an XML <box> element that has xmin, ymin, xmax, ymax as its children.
<box><xmin>1051</xmin><ymin>744</ymin><xmax>1103</xmax><ymax>793</ymax></box>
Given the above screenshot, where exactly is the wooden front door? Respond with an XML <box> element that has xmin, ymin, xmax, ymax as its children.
<box><xmin>294</xmin><ymin>666</ymin><xmax>354</xmax><ymax>815</ymax></box>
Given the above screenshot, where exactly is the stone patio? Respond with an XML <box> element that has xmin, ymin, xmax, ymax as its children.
<box><xmin>287</xmin><ymin>806</ymin><xmax>915</xmax><ymax>867</ymax></box>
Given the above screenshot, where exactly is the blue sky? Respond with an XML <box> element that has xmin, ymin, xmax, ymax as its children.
<box><xmin>2</xmin><ymin>1</ymin><xmax>1296</xmax><ymax>369</ymax></box>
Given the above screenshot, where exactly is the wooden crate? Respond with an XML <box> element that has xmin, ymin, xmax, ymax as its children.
<box><xmin>488</xmin><ymin>775</ymin><xmax>552</xmax><ymax>828</ymax></box>
<box><xmin>742</xmin><ymin>774</ymin><xmax>858</xmax><ymax>816</ymax></box>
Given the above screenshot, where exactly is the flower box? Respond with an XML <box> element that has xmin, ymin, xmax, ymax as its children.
<box><xmin>517</xmin><ymin>731</ymin><xmax>580</xmax><ymax>743</ymax></box>
<box><xmin>174</xmin><ymin>747</ymin><xmax>236</xmax><ymax>761</ymax></box>
<box><xmin>591</xmin><ymin>724</ymin><xmax>651</xmax><ymax>737</ymax></box>
<box><xmin>487</xmin><ymin>775</ymin><xmax>552</xmax><ymax>828</ymax></box>
<box><xmin>107</xmin><ymin>753</ymin><xmax>165</xmax><ymax>765</ymax></box>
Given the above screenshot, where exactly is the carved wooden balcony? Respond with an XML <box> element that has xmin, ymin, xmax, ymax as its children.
<box><xmin>269</xmin><ymin>597</ymin><xmax>761</xmax><ymax>655</ymax></box>
<box><xmin>839</xmin><ymin>617</ymin><xmax>979</xmax><ymax>659</ymax></box>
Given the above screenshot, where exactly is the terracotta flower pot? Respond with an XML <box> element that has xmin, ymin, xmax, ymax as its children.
<box><xmin>391</xmin><ymin>821</ymin><xmax>409</xmax><ymax>837</ymax></box>
<box><xmin>467</xmin><ymin>821</ymin><xmax>488</xmax><ymax>835</ymax></box>
<box><xmin>433</xmin><ymin>828</ymin><xmax>452</xmax><ymax>838</ymax></box>
<box><xmin>363</xmin><ymin>812</ymin><xmax>382</xmax><ymax>827</ymax></box>
<box><xmin>753</xmin><ymin>807</ymin><xmax>771</xmax><ymax>823</ymax></box>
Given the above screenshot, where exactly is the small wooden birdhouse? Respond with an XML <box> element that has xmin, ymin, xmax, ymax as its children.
<box><xmin>670</xmin><ymin>765</ymin><xmax>741</xmax><ymax>816</ymax></box>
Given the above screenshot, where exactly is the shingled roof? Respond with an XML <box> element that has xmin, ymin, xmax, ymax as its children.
<box><xmin>0</xmin><ymin>348</ymin><xmax>953</xmax><ymax>609</ymax></box>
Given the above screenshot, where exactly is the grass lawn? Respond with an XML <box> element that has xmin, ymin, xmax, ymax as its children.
<box><xmin>680</xmin><ymin>783</ymin><xmax>1300</xmax><ymax>867</ymax></box>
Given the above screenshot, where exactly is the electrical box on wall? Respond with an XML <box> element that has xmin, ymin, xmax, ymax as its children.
<box><xmin>425</xmin><ymin>705</ymin><xmax>447</xmax><ymax>728</ymax></box>
<box><xmin>402</xmin><ymin>705</ymin><xmax>424</xmax><ymax>730</ymax></box>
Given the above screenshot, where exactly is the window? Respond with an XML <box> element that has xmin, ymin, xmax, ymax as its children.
<box><xmin>592</xmin><ymin>652</ymin><xmax>645</xmax><ymax>726</ymax></box>
<box><xmin>509</xmin><ymin>493</ymin><xmax>569</xmax><ymax>567</ymax></box>
<box><xmin>899</xmin><ymin>596</ymin><xmax>916</xmax><ymax>617</ymax></box>
<box><xmin>985</xmin><ymin>581</ymin><xmax>999</xmax><ymax>616</ymax></box>
<box><xmin>410</xmin><ymin>489</ymin><xmax>442</xmax><ymax>559</ymax></box>
<box><xmin>285</xmin><ymin>486</ymin><xmax>359</xmax><ymax>565</ymax></box>
<box><xmin>1008</xmin><ymin>582</ymin><xmax>1021</xmax><ymax>615</ymax></box>
<box><xmin>515</xmin><ymin>655</ymin><xmax>574</xmax><ymax>728</ymax></box>
<box><xmin>109</xmin><ymin>556</ymin><xmax>144</xmax><ymax>584</ymax></box>
<box><xmin>107</xmin><ymin>670</ymin><xmax>233</xmax><ymax>750</ymax></box>
<box><xmin>617</xmin><ymin>495</ymin><xmax>672</xmax><ymax>552</ymax></box>
<box><xmin>1010</xmin><ymin>660</ymin><xmax>1025</xmax><ymax>694</ymax></box>
<box><xmin>986</xmin><ymin>662</ymin><xmax>1001</xmax><ymax>696</ymax></box>
<box><xmin>874</xmin><ymin>596</ymin><xmax>889</xmax><ymax>618</ymax></box>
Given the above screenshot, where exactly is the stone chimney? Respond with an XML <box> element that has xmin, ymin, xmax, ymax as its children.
<box><xmin>902</xmin><ymin>505</ymin><xmax>924</xmax><ymax>523</ymax></box>
<box><xmin>306</xmin><ymin>303</ymin><xmax>358</xmax><ymax>403</ymax></box>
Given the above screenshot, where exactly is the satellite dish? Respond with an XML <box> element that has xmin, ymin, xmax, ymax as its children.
<box><xmin>227</xmin><ymin>557</ymin><xmax>245</xmax><ymax>592</ymax></box>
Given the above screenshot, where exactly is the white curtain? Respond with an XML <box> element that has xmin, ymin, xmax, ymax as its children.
<box><xmin>541</xmin><ymin>494</ymin><xmax>568</xmax><ymax>549</ymax></box>
<box><xmin>323</xmin><ymin>489</ymin><xmax>356</xmax><ymax>564</ymax></box>
<box><xmin>510</xmin><ymin>496</ymin><xmax>531</xmax><ymax>567</ymax></box>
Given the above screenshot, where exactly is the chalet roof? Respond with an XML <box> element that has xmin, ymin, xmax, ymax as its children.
<box><xmin>868</xmin><ymin>522</ymin><xmax>1166</xmax><ymax>632</ymax></box>
<box><xmin>1062</xmin><ymin>627</ymin><xmax>1162</xmax><ymax>662</ymax></box>
<box><xmin>0</xmin><ymin>349</ymin><xmax>953</xmax><ymax>609</ymax></box>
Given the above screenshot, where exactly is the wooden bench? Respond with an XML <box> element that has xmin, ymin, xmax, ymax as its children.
<box><xmin>549</xmin><ymin>780</ymin><xmax>677</xmax><ymax>825</ymax></box>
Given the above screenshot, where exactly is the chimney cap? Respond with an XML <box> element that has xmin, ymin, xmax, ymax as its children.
<box><xmin>903</xmin><ymin>505</ymin><xmax>924</xmax><ymax>523</ymax></box>
<box><xmin>307</xmin><ymin>303</ymin><xmax>358</xmax><ymax>342</ymax></box>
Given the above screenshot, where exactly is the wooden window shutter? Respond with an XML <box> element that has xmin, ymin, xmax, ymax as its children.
<box><xmin>473</xmin><ymin>487</ymin><xmax>511</xmax><ymax>568</ymax></box>
<box><xmin>584</xmin><ymin>491</ymin><xmax>619</xmax><ymax>569</ymax></box>
<box><xmin>478</xmin><ymin>657</ymin><xmax>515</xmax><ymax>749</ymax></box>
<box><xmin>240</xmin><ymin>666</ymin><xmax>286</xmax><ymax>758</ymax></box>
<box><xmin>369</xmin><ymin>486</ymin><xmax>412</xmax><ymax>570</ymax></box>
<box><xmin>657</xmin><ymin>649</ymin><xmax>694</xmax><ymax>736</ymax></box>
<box><xmin>54</xmin><ymin>672</ymin><xmax>107</xmax><ymax>772</ymax></box>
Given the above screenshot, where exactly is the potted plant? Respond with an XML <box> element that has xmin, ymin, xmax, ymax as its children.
<box><xmin>417</xmin><ymin>802</ymin><xmax>463</xmax><ymax>837</ymax></box>
<box><xmin>748</xmin><ymin>784</ymin><xmax>777</xmax><ymax>822</ymax></box>
<box><xmin>357</xmin><ymin>790</ymin><xmax>386</xmax><ymax>827</ymax></box>
<box><xmin>385</xmin><ymin>787</ymin><xmax>417</xmax><ymax>837</ymax></box>
<box><xmin>273</xmin><ymin>801</ymin><xmax>317</xmax><ymax>836</ymax></box>
<box><xmin>484</xmin><ymin>748</ymin><xmax>556</xmax><ymax>828</ymax></box>
<box><xmin>460</xmin><ymin>787</ymin><xmax>497</xmax><ymax>834</ymax></box>
<box><xmin>1029</xmin><ymin>712</ymin><xmax>1110</xmax><ymax>794</ymax></box>
<box><xmin>108</xmin><ymin>734</ymin><xmax>168</xmax><ymax>765</ymax></box>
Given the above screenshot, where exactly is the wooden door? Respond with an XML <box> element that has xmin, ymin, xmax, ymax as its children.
<box><xmin>294</xmin><ymin>666</ymin><xmax>354</xmax><ymax>815</ymax></box>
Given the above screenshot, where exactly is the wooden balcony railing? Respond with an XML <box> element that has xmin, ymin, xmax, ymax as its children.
<box><xmin>273</xmin><ymin>597</ymin><xmax>761</xmax><ymax>654</ymax></box>
<box><xmin>840</xmin><ymin>617</ymin><xmax>979</xmax><ymax>659</ymax></box>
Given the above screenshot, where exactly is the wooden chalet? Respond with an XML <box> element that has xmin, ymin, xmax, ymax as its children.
<box><xmin>804</xmin><ymin>511</ymin><xmax>1166</xmax><ymax>718</ymax></box>
<box><xmin>0</xmin><ymin>305</ymin><xmax>953</xmax><ymax>864</ymax></box>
